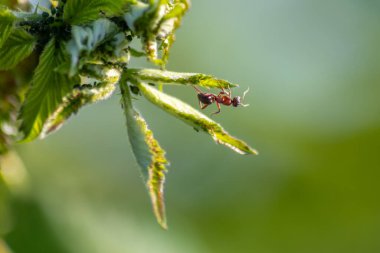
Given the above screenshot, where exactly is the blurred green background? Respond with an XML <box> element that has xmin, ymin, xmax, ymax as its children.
<box><xmin>2</xmin><ymin>0</ymin><xmax>380</xmax><ymax>252</ymax></box>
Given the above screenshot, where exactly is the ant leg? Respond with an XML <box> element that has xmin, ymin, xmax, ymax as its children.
<box><xmin>193</xmin><ymin>86</ymin><xmax>202</xmax><ymax>94</ymax></box>
<box><xmin>198</xmin><ymin>100</ymin><xmax>203</xmax><ymax>108</ymax></box>
<box><xmin>218</xmin><ymin>89</ymin><xmax>228</xmax><ymax>100</ymax></box>
<box><xmin>217</xmin><ymin>92</ymin><xmax>225</xmax><ymax>99</ymax></box>
<box><xmin>219</xmin><ymin>88</ymin><xmax>228</xmax><ymax>96</ymax></box>
<box><xmin>220</xmin><ymin>86</ymin><xmax>231</xmax><ymax>96</ymax></box>
<box><xmin>201</xmin><ymin>104</ymin><xmax>209</xmax><ymax>110</ymax></box>
<box><xmin>211</xmin><ymin>101</ymin><xmax>221</xmax><ymax>115</ymax></box>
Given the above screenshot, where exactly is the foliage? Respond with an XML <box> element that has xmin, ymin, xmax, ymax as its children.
<box><xmin>0</xmin><ymin>0</ymin><xmax>257</xmax><ymax>228</ymax></box>
<box><xmin>0</xmin><ymin>28</ymin><xmax>36</xmax><ymax>70</ymax></box>
<box><xmin>120</xmin><ymin>72</ymin><xmax>168</xmax><ymax>228</ymax></box>
<box><xmin>19</xmin><ymin>39</ymin><xmax>78</xmax><ymax>141</ymax></box>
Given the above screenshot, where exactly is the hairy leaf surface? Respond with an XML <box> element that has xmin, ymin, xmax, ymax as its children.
<box><xmin>123</xmin><ymin>1</ymin><xmax>150</xmax><ymax>32</ymax></box>
<box><xmin>42</xmin><ymin>81</ymin><xmax>116</xmax><ymax>137</ymax></box>
<box><xmin>19</xmin><ymin>39</ymin><xmax>77</xmax><ymax>142</ymax></box>
<box><xmin>120</xmin><ymin>74</ymin><xmax>168</xmax><ymax>229</ymax></box>
<box><xmin>63</xmin><ymin>0</ymin><xmax>126</xmax><ymax>25</ymax></box>
<box><xmin>0</xmin><ymin>29</ymin><xmax>36</xmax><ymax>70</ymax></box>
<box><xmin>125</xmin><ymin>0</ymin><xmax>189</xmax><ymax>65</ymax></box>
<box><xmin>0</xmin><ymin>6</ymin><xmax>15</xmax><ymax>48</ymax></box>
<box><xmin>128</xmin><ymin>68</ymin><xmax>238</xmax><ymax>88</ymax></box>
<box><xmin>137</xmin><ymin>81</ymin><xmax>258</xmax><ymax>155</ymax></box>
<box><xmin>66</xmin><ymin>18</ymin><xmax>119</xmax><ymax>76</ymax></box>
<box><xmin>155</xmin><ymin>0</ymin><xmax>189</xmax><ymax>64</ymax></box>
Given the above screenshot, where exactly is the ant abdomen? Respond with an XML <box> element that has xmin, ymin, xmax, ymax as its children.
<box><xmin>197</xmin><ymin>93</ymin><xmax>215</xmax><ymax>105</ymax></box>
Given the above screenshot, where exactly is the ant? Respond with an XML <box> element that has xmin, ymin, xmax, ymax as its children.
<box><xmin>194</xmin><ymin>86</ymin><xmax>249</xmax><ymax>115</ymax></box>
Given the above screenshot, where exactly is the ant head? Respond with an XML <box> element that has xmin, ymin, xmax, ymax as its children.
<box><xmin>232</xmin><ymin>96</ymin><xmax>241</xmax><ymax>107</ymax></box>
<box><xmin>233</xmin><ymin>87</ymin><xmax>250</xmax><ymax>107</ymax></box>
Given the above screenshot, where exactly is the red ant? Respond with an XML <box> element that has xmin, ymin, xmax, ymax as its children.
<box><xmin>194</xmin><ymin>86</ymin><xmax>249</xmax><ymax>115</ymax></box>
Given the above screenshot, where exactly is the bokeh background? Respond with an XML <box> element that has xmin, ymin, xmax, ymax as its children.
<box><xmin>2</xmin><ymin>0</ymin><xmax>380</xmax><ymax>252</ymax></box>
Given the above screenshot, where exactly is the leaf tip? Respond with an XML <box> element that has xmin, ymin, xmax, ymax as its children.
<box><xmin>149</xmin><ymin>181</ymin><xmax>168</xmax><ymax>230</ymax></box>
<box><xmin>237</xmin><ymin>143</ymin><xmax>258</xmax><ymax>155</ymax></box>
<box><xmin>247</xmin><ymin>148</ymin><xmax>259</xmax><ymax>155</ymax></box>
<box><xmin>158</xmin><ymin>218</ymin><xmax>168</xmax><ymax>230</ymax></box>
<box><xmin>151</xmin><ymin>196</ymin><xmax>168</xmax><ymax>230</ymax></box>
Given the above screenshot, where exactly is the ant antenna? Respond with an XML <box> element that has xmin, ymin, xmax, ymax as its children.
<box><xmin>240</xmin><ymin>87</ymin><xmax>250</xmax><ymax>107</ymax></box>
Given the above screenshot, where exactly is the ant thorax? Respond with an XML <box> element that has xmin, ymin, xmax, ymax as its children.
<box><xmin>216</xmin><ymin>94</ymin><xmax>232</xmax><ymax>106</ymax></box>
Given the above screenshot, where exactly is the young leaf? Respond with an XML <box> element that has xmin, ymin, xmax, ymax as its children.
<box><xmin>66</xmin><ymin>18</ymin><xmax>118</xmax><ymax>76</ymax></box>
<box><xmin>136</xmin><ymin>81</ymin><xmax>258</xmax><ymax>155</ymax></box>
<box><xmin>42</xmin><ymin>81</ymin><xmax>116</xmax><ymax>137</ymax></box>
<box><xmin>155</xmin><ymin>0</ymin><xmax>190</xmax><ymax>64</ymax></box>
<box><xmin>0</xmin><ymin>29</ymin><xmax>36</xmax><ymax>70</ymax></box>
<box><xmin>139</xmin><ymin>0</ymin><xmax>169</xmax><ymax>65</ymax></box>
<box><xmin>160</xmin><ymin>33</ymin><xmax>174</xmax><ymax>66</ymax></box>
<box><xmin>127</xmin><ymin>68</ymin><xmax>238</xmax><ymax>88</ymax></box>
<box><xmin>123</xmin><ymin>1</ymin><xmax>150</xmax><ymax>32</ymax></box>
<box><xmin>19</xmin><ymin>39</ymin><xmax>77</xmax><ymax>142</ymax></box>
<box><xmin>124</xmin><ymin>0</ymin><xmax>189</xmax><ymax>65</ymax></box>
<box><xmin>129</xmin><ymin>47</ymin><xmax>146</xmax><ymax>57</ymax></box>
<box><xmin>120</xmin><ymin>74</ymin><xmax>169</xmax><ymax>229</ymax></box>
<box><xmin>0</xmin><ymin>6</ymin><xmax>15</xmax><ymax>48</ymax></box>
<box><xmin>63</xmin><ymin>0</ymin><xmax>126</xmax><ymax>25</ymax></box>
<box><xmin>124</xmin><ymin>0</ymin><xmax>168</xmax><ymax>32</ymax></box>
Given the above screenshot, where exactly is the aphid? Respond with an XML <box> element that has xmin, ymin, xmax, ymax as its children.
<box><xmin>42</xmin><ymin>12</ymin><xmax>49</xmax><ymax>18</ymax></box>
<box><xmin>130</xmin><ymin>85</ymin><xmax>140</xmax><ymax>95</ymax></box>
<box><xmin>194</xmin><ymin>86</ymin><xmax>249</xmax><ymax>115</ymax></box>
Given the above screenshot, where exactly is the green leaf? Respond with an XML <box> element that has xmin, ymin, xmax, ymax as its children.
<box><xmin>63</xmin><ymin>0</ymin><xmax>126</xmax><ymax>25</ymax></box>
<box><xmin>42</xmin><ymin>81</ymin><xmax>116</xmax><ymax>137</ymax></box>
<box><xmin>120</xmin><ymin>73</ymin><xmax>169</xmax><ymax>229</ymax></box>
<box><xmin>129</xmin><ymin>47</ymin><xmax>146</xmax><ymax>57</ymax></box>
<box><xmin>127</xmin><ymin>68</ymin><xmax>238</xmax><ymax>88</ymax></box>
<box><xmin>123</xmin><ymin>1</ymin><xmax>150</xmax><ymax>32</ymax></box>
<box><xmin>19</xmin><ymin>39</ymin><xmax>78</xmax><ymax>142</ymax></box>
<box><xmin>160</xmin><ymin>33</ymin><xmax>174</xmax><ymax>65</ymax></box>
<box><xmin>0</xmin><ymin>6</ymin><xmax>15</xmax><ymax>48</ymax></box>
<box><xmin>161</xmin><ymin>0</ymin><xmax>190</xmax><ymax>21</ymax></box>
<box><xmin>139</xmin><ymin>0</ymin><xmax>169</xmax><ymax>65</ymax></box>
<box><xmin>150</xmin><ymin>1</ymin><xmax>190</xmax><ymax>65</ymax></box>
<box><xmin>136</xmin><ymin>81</ymin><xmax>258</xmax><ymax>155</ymax></box>
<box><xmin>65</xmin><ymin>18</ymin><xmax>119</xmax><ymax>76</ymax></box>
<box><xmin>0</xmin><ymin>29</ymin><xmax>36</xmax><ymax>70</ymax></box>
<box><xmin>124</xmin><ymin>0</ymin><xmax>189</xmax><ymax>66</ymax></box>
<box><xmin>155</xmin><ymin>0</ymin><xmax>189</xmax><ymax>64</ymax></box>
